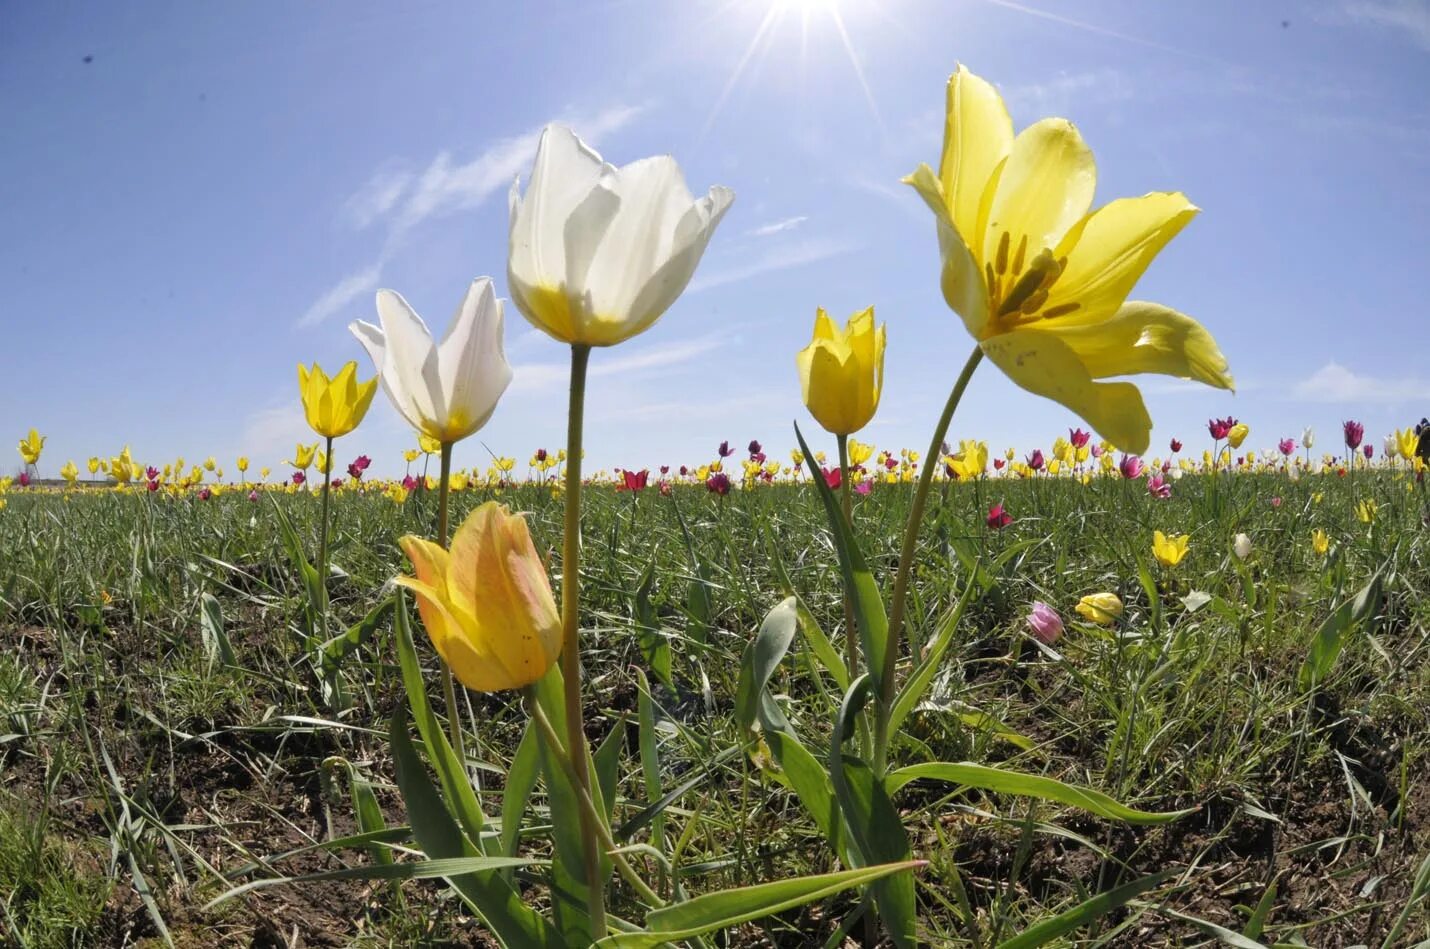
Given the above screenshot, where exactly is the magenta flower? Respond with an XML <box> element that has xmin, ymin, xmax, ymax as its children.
<box><xmin>1208</xmin><ymin>417</ymin><xmax>1236</xmax><ymax>440</ymax></box>
<box><xmin>17</xmin><ymin>472</ymin><xmax>29</xmax><ymax>487</ymax></box>
<box><xmin>718</xmin><ymin>441</ymin><xmax>735</xmax><ymax>458</ymax></box>
<box><xmin>1027</xmin><ymin>602</ymin><xmax>1064</xmax><ymax>645</ymax></box>
<box><xmin>1026</xmin><ymin>449</ymin><xmax>1045</xmax><ymax>471</ymax></box>
<box><xmin>291</xmin><ymin>471</ymin><xmax>306</xmax><ymax>486</ymax></box>
<box><xmin>1090</xmin><ymin>444</ymin><xmax>1105</xmax><ymax>458</ymax></box>
<box><xmin>401</xmin><ymin>474</ymin><xmax>418</xmax><ymax>491</ymax></box>
<box><xmin>855</xmin><ymin>481</ymin><xmax>872</xmax><ymax>496</ymax></box>
<box><xmin>986</xmin><ymin>502</ymin><xmax>1013</xmax><ymax>530</ymax></box>
<box><xmin>1119</xmin><ymin>454</ymin><xmax>1144</xmax><ymax>479</ymax></box>
<box><xmin>1278</xmin><ymin>438</ymin><xmax>1296</xmax><ymax>457</ymax></box>
<box><xmin>1270</xmin><ymin>496</ymin><xmax>1282</xmax><ymax>508</ymax></box>
<box><xmin>1343</xmin><ymin>420</ymin><xmax>1364</xmax><ymax>450</ymax></box>
<box><xmin>146</xmin><ymin>466</ymin><xmax>160</xmax><ymax>481</ymax></box>
<box><xmin>1147</xmin><ymin>473</ymin><xmax>1171</xmax><ymax>499</ymax></box>
<box><xmin>1169</xmin><ymin>438</ymin><xmax>1183</xmax><ymax>453</ymax></box>
<box><xmin>706</xmin><ymin>471</ymin><xmax>731</xmax><ymax>496</ymax></box>
<box><xmin>247</xmin><ymin>490</ymin><xmax>259</xmax><ymax>502</ymax></box>
<box><xmin>1363</xmin><ymin>443</ymin><xmax>1373</xmax><ymax>460</ymax></box>
<box><xmin>146</xmin><ymin>479</ymin><xmax>159</xmax><ymax>492</ymax></box>
<box><xmin>1068</xmin><ymin>428</ymin><xmax>1091</xmax><ymax>449</ymax></box>
<box><xmin>823</xmin><ymin>467</ymin><xmax>842</xmax><ymax>489</ymax></box>
<box><xmin>534</xmin><ymin>448</ymin><xmax>548</xmax><ymax>463</ymax></box>
<box><xmin>747</xmin><ymin>440</ymin><xmax>762</xmax><ymax>455</ymax></box>
<box><xmin>198</xmin><ymin>488</ymin><xmax>212</xmax><ymax>501</ymax></box>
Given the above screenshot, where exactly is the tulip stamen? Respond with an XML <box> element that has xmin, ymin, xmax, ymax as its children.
<box><xmin>996</xmin><ymin>248</ymin><xmax>1057</xmax><ymax>317</ymax></box>
<box><xmin>995</xmin><ymin>231</ymin><xmax>1010</xmax><ymax>275</ymax></box>
<box><xmin>1011</xmin><ymin>234</ymin><xmax>1028</xmax><ymax>276</ymax></box>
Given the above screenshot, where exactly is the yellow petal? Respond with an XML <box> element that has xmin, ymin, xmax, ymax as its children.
<box><xmin>938</xmin><ymin>65</ymin><xmax>1014</xmax><ymax>248</ymax></box>
<box><xmin>798</xmin><ymin>339</ymin><xmax>859</xmax><ymax>436</ymax></box>
<box><xmin>905</xmin><ymin>163</ymin><xmax>989</xmax><ymax>336</ymax></box>
<box><xmin>983</xmin><ymin>118</ymin><xmax>1095</xmax><ymax>268</ymax></box>
<box><xmin>1044</xmin><ymin>192</ymin><xmax>1198</xmax><ymax>324</ymax></box>
<box><xmin>811</xmin><ymin>307</ymin><xmax>840</xmax><ymax>342</ymax></box>
<box><xmin>981</xmin><ymin>328</ymin><xmax>1152</xmax><ymax>454</ymax></box>
<box><xmin>1045</xmin><ymin>302</ymin><xmax>1234</xmax><ymax>390</ymax></box>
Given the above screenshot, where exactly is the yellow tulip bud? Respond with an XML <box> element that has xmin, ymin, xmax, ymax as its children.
<box><xmin>1226</xmin><ymin>423</ymin><xmax>1249</xmax><ymax>449</ymax></box>
<box><xmin>795</xmin><ymin>306</ymin><xmax>885</xmax><ymax>436</ymax></box>
<box><xmin>1075</xmin><ymin>592</ymin><xmax>1123</xmax><ymax>625</ymax></box>
<box><xmin>299</xmin><ymin>361</ymin><xmax>378</xmax><ymax>439</ymax></box>
<box><xmin>396</xmin><ymin>502</ymin><xmax>561</xmax><ymax>692</ymax></box>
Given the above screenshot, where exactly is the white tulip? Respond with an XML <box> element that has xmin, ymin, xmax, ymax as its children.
<box><xmin>1383</xmin><ymin>433</ymin><xmax>1398</xmax><ymax>459</ymax></box>
<box><xmin>1233</xmin><ymin>532</ymin><xmax>1252</xmax><ymax>561</ymax></box>
<box><xmin>1301</xmin><ymin>426</ymin><xmax>1315</xmax><ymax>450</ymax></box>
<box><xmin>349</xmin><ymin>277</ymin><xmax>512</xmax><ymax>444</ymax></box>
<box><xmin>507</xmin><ymin>124</ymin><xmax>734</xmax><ymax>347</ymax></box>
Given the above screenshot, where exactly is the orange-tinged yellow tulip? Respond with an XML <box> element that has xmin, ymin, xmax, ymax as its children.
<box><xmin>904</xmin><ymin>66</ymin><xmax>1232</xmax><ymax>454</ymax></box>
<box><xmin>1151</xmin><ymin>530</ymin><xmax>1190</xmax><ymax>568</ymax></box>
<box><xmin>17</xmin><ymin>429</ymin><xmax>44</xmax><ymax>465</ymax></box>
<box><xmin>396</xmin><ymin>502</ymin><xmax>561</xmax><ymax>692</ymax></box>
<box><xmin>299</xmin><ymin>361</ymin><xmax>378</xmax><ymax>439</ymax></box>
<box><xmin>1075</xmin><ymin>592</ymin><xmax>1123</xmax><ymax>625</ymax></box>
<box><xmin>796</xmin><ymin>306</ymin><xmax>885</xmax><ymax>436</ymax></box>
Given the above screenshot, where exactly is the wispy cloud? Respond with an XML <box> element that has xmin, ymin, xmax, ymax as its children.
<box><xmin>747</xmin><ymin>215</ymin><xmax>807</xmax><ymax>237</ymax></box>
<box><xmin>299</xmin><ymin>102</ymin><xmax>646</xmax><ymax>329</ymax></box>
<box><xmin>510</xmin><ymin>332</ymin><xmax>729</xmax><ymax>394</ymax></box>
<box><xmin>1334</xmin><ymin>0</ymin><xmax>1430</xmax><ymax>51</ymax></box>
<box><xmin>296</xmin><ymin>262</ymin><xmax>383</xmax><ymax>328</ymax></box>
<box><xmin>1292</xmin><ymin>362</ymin><xmax>1430</xmax><ymax>404</ymax></box>
<box><xmin>1000</xmin><ymin>68</ymin><xmax>1136</xmax><ymax>117</ymax></box>
<box><xmin>689</xmin><ymin>237</ymin><xmax>858</xmax><ymax>292</ymax></box>
<box><xmin>238</xmin><ymin>402</ymin><xmax>312</xmax><ymax>460</ymax></box>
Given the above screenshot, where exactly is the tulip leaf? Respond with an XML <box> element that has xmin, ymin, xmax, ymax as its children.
<box><xmin>766</xmin><ymin>528</ymin><xmax>849</xmax><ymax>691</ymax></box>
<box><xmin>994</xmin><ymin>869</ymin><xmax>1175</xmax><ymax>949</ymax></box>
<box><xmin>764</xmin><ymin>730</ymin><xmax>844</xmax><ymax>860</ymax></box>
<box><xmin>198</xmin><ymin>592</ymin><xmax>236</xmax><ymax>669</ymax></box>
<box><xmin>670</xmin><ymin>495</ymin><xmax>714</xmax><ymax>645</ymax></box>
<box><xmin>830</xmin><ymin>675</ymin><xmax>918</xmax><ymax>947</ymax></box>
<box><xmin>888</xmin><ymin>577</ymin><xmax>977</xmax><ymax>738</ymax></box>
<box><xmin>501</xmin><ymin>720</ymin><xmax>542</xmax><ymax>882</ymax></box>
<box><xmin>1298</xmin><ymin>566</ymin><xmax>1388</xmax><ymax>691</ymax></box>
<box><xmin>592</xmin><ymin>861</ymin><xmax>923</xmax><ymax>948</ymax></box>
<box><xmin>634</xmin><ymin>668</ymin><xmax>667</xmax><ymax>864</ymax></box>
<box><xmin>633</xmin><ymin>559</ymin><xmax>672</xmax><ymax>687</ymax></box>
<box><xmin>886</xmin><ymin>762</ymin><xmax>1197</xmax><ymax>825</ymax></box>
<box><xmin>735</xmin><ymin>597</ymin><xmax>798</xmax><ymax>737</ymax></box>
<box><xmin>393</xmin><ymin>592</ymin><xmax>488</xmax><ymax>851</ymax></box>
<box><xmin>319</xmin><ymin>595</ymin><xmax>393</xmax><ymax>677</ymax></box>
<box><xmin>390</xmin><ymin>706</ymin><xmax>560</xmax><ymax>949</ymax></box>
<box><xmin>594</xmin><ymin>713</ymin><xmax>626</xmax><ymax>826</ymax></box>
<box><xmin>794</xmin><ymin>423</ymin><xmax>890</xmax><ymax>701</ymax></box>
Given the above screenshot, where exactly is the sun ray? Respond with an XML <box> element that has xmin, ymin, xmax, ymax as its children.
<box><xmin>827</xmin><ymin>5</ymin><xmax>884</xmax><ymax>131</ymax></box>
<box><xmin>702</xmin><ymin>2</ymin><xmax>789</xmax><ymax>138</ymax></box>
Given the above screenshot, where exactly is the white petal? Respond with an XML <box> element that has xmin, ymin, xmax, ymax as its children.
<box><xmin>509</xmin><ymin>125</ymin><xmax>610</xmax><ymax>291</ymax></box>
<box><xmin>618</xmin><ymin>184</ymin><xmax>734</xmax><ymax>342</ymax></box>
<box><xmin>581</xmin><ymin>156</ymin><xmax>694</xmax><ymax>320</ymax></box>
<box><xmin>375</xmin><ymin>289</ymin><xmax>444</xmax><ymax>435</ymax></box>
<box><xmin>436</xmin><ymin>278</ymin><xmax>513</xmax><ymax>440</ymax></box>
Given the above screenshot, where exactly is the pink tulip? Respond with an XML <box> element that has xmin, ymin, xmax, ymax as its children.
<box><xmin>1119</xmin><ymin>455</ymin><xmax>1144</xmax><ymax>479</ymax></box>
<box><xmin>1027</xmin><ymin>602</ymin><xmax>1064</xmax><ymax>644</ymax></box>
<box><xmin>986</xmin><ymin>502</ymin><xmax>1013</xmax><ymax>530</ymax></box>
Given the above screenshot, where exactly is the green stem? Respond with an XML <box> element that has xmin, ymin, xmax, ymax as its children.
<box><xmin>435</xmin><ymin>442</ymin><xmax>466</xmax><ymax>774</ymax></box>
<box><xmin>837</xmin><ymin>433</ymin><xmax>858</xmax><ymax>675</ymax></box>
<box><xmin>876</xmin><ymin>345</ymin><xmax>983</xmax><ymax>771</ymax></box>
<box><xmin>560</xmin><ymin>343</ymin><xmax>606</xmax><ymax>936</ymax></box>
<box><xmin>317</xmin><ymin>435</ymin><xmax>334</xmax><ymax>607</ymax></box>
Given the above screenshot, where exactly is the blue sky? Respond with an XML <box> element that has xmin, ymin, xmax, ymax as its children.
<box><xmin>4</xmin><ymin>0</ymin><xmax>1430</xmax><ymax>478</ymax></box>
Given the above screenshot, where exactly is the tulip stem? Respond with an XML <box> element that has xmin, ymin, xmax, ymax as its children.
<box><xmin>836</xmin><ymin>434</ymin><xmax>858</xmax><ymax>676</ymax></box>
<box><xmin>561</xmin><ymin>343</ymin><xmax>606</xmax><ymax>936</ymax></box>
<box><xmin>435</xmin><ymin>442</ymin><xmax>466</xmax><ymax>774</ymax></box>
<box><xmin>876</xmin><ymin>345</ymin><xmax>983</xmax><ymax>772</ymax></box>
<box><xmin>317</xmin><ymin>435</ymin><xmax>333</xmax><ymax>608</ymax></box>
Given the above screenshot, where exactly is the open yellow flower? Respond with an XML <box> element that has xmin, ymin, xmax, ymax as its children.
<box><xmin>298</xmin><ymin>361</ymin><xmax>378</xmax><ymax>439</ymax></box>
<box><xmin>1355</xmin><ymin>499</ymin><xmax>1378</xmax><ymax>524</ymax></box>
<box><xmin>1397</xmin><ymin>428</ymin><xmax>1419</xmax><ymax>461</ymax></box>
<box><xmin>17</xmin><ymin>429</ymin><xmax>44</xmax><ymax>465</ymax></box>
<box><xmin>905</xmin><ymin>66</ymin><xmax>1233</xmax><ymax>454</ymax></box>
<box><xmin>796</xmin><ymin>306</ymin><xmax>886</xmax><ymax>436</ymax></box>
<box><xmin>288</xmin><ymin>443</ymin><xmax>318</xmax><ymax>470</ymax></box>
<box><xmin>396</xmin><ymin>502</ymin><xmax>561</xmax><ymax>692</ymax></box>
<box><xmin>946</xmin><ymin>439</ymin><xmax>988</xmax><ymax>480</ymax></box>
<box><xmin>60</xmin><ymin>460</ymin><xmax>79</xmax><ymax>485</ymax></box>
<box><xmin>1311</xmin><ymin>528</ymin><xmax>1330</xmax><ymax>557</ymax></box>
<box><xmin>1226</xmin><ymin>423</ymin><xmax>1249</xmax><ymax>449</ymax></box>
<box><xmin>1152</xmin><ymin>530</ymin><xmax>1190</xmax><ymax>568</ymax></box>
<box><xmin>1075</xmin><ymin>592</ymin><xmax>1123</xmax><ymax>625</ymax></box>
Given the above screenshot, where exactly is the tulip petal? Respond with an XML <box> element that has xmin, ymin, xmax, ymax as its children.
<box><xmin>981</xmin><ymin>327</ymin><xmax>1152</xmax><ymax>454</ymax></box>
<box><xmin>983</xmin><ymin>118</ymin><xmax>1095</xmax><ymax>268</ymax></box>
<box><xmin>904</xmin><ymin>163</ymin><xmax>989</xmax><ymax>337</ymax></box>
<box><xmin>1046</xmin><ymin>301</ymin><xmax>1234</xmax><ymax>391</ymax></box>
<box><xmin>510</xmin><ymin>125</ymin><xmax>609</xmax><ymax>288</ymax></box>
<box><xmin>939</xmin><ymin>65</ymin><xmax>1014</xmax><ymax>247</ymax></box>
<box><xmin>375</xmin><ymin>289</ymin><xmax>445</xmax><ymax>437</ymax></box>
<box><xmin>1044</xmin><ymin>192</ymin><xmax>1199</xmax><ymax>325</ymax></box>
<box><xmin>435</xmin><ymin>278</ymin><xmax>513</xmax><ymax>441</ymax></box>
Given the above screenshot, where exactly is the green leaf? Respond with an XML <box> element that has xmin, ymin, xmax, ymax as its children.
<box><xmin>764</xmin><ymin>731</ymin><xmax>843</xmax><ymax>858</ymax></box>
<box><xmin>888</xmin><ymin>578</ymin><xmax>977</xmax><ymax>737</ymax></box>
<box><xmin>767</xmin><ymin>532</ymin><xmax>849</xmax><ymax>690</ymax></box>
<box><xmin>794</xmin><ymin>423</ymin><xmax>891</xmax><ymax>701</ymax></box>
<box><xmin>594</xmin><ymin>714</ymin><xmax>625</xmax><ymax>826</ymax></box>
<box><xmin>270</xmin><ymin>497</ymin><xmax>325</xmax><ymax>634</ymax></box>
<box><xmin>830</xmin><ymin>676</ymin><xmax>917</xmax><ymax>948</ymax></box>
<box><xmin>1299</xmin><ymin>568</ymin><xmax>1388</xmax><ymax>691</ymax></box>
<box><xmin>995</xmin><ymin>870</ymin><xmax>1174</xmax><ymax>949</ymax></box>
<box><xmin>634</xmin><ymin>668</ymin><xmax>667</xmax><ymax>861</ymax></box>
<box><xmin>592</xmin><ymin>862</ymin><xmax>923</xmax><ymax>948</ymax></box>
<box><xmin>390</xmin><ymin>706</ymin><xmax>559</xmax><ymax>948</ymax></box>
<box><xmin>206</xmin><ymin>854</ymin><xmax>538</xmax><ymax>907</ymax></box>
<box><xmin>320</xmin><ymin>596</ymin><xmax>393</xmax><ymax>676</ymax></box>
<box><xmin>1152</xmin><ymin>907</ymin><xmax>1270</xmax><ymax>948</ymax></box>
<box><xmin>735</xmin><ymin>597</ymin><xmax>798</xmax><ymax>736</ymax></box>
<box><xmin>393</xmin><ymin>592</ymin><xmax>488</xmax><ymax>850</ymax></box>
<box><xmin>633</xmin><ymin>560</ymin><xmax>672</xmax><ymax>686</ymax></box>
<box><xmin>501</xmin><ymin>720</ymin><xmax>542</xmax><ymax>883</ymax></box>
<box><xmin>887</xmin><ymin>762</ymin><xmax>1197</xmax><ymax>825</ymax></box>
<box><xmin>670</xmin><ymin>496</ymin><xmax>714</xmax><ymax>645</ymax></box>
<box><xmin>199</xmin><ymin>593</ymin><xmax>236</xmax><ymax>668</ymax></box>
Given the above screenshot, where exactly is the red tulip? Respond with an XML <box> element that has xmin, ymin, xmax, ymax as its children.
<box><xmin>986</xmin><ymin>502</ymin><xmax>1013</xmax><ymax>529</ymax></box>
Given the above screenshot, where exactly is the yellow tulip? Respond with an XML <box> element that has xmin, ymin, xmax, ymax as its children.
<box><xmin>87</xmin><ymin>457</ymin><xmax>102</xmax><ymax>475</ymax></box>
<box><xmin>1075</xmin><ymin>592</ymin><xmax>1123</xmax><ymax>625</ymax></box>
<box><xmin>17</xmin><ymin>429</ymin><xmax>45</xmax><ymax>465</ymax></box>
<box><xmin>795</xmin><ymin>306</ymin><xmax>886</xmax><ymax>436</ymax></box>
<box><xmin>403</xmin><ymin>449</ymin><xmax>421</xmax><ymax>464</ymax></box>
<box><xmin>299</xmin><ymin>361</ymin><xmax>378</xmax><ymax>439</ymax></box>
<box><xmin>847</xmin><ymin>440</ymin><xmax>874</xmax><ymax>466</ymax></box>
<box><xmin>60</xmin><ymin>460</ymin><xmax>79</xmax><ymax>485</ymax></box>
<box><xmin>289</xmin><ymin>443</ymin><xmax>318</xmax><ymax>470</ymax></box>
<box><xmin>259</xmin><ymin>466</ymin><xmax>271</xmax><ymax>480</ymax></box>
<box><xmin>1355</xmin><ymin>499</ymin><xmax>1377</xmax><ymax>524</ymax></box>
<box><xmin>396</xmin><ymin>502</ymin><xmax>561</xmax><ymax>692</ymax></box>
<box><xmin>947</xmin><ymin>439</ymin><xmax>988</xmax><ymax>481</ymax></box>
<box><xmin>1397</xmin><ymin>428</ymin><xmax>1419</xmax><ymax>461</ymax></box>
<box><xmin>904</xmin><ymin>66</ymin><xmax>1233</xmax><ymax>453</ymax></box>
<box><xmin>1226</xmin><ymin>423</ymin><xmax>1249</xmax><ymax>449</ymax></box>
<box><xmin>237</xmin><ymin>456</ymin><xmax>249</xmax><ymax>473</ymax></box>
<box><xmin>1151</xmin><ymin>530</ymin><xmax>1190</xmax><ymax>568</ymax></box>
<box><xmin>203</xmin><ymin>456</ymin><xmax>217</xmax><ymax>472</ymax></box>
<box><xmin>1311</xmin><ymin>528</ymin><xmax>1330</xmax><ymax>557</ymax></box>
<box><xmin>110</xmin><ymin>447</ymin><xmax>135</xmax><ymax>483</ymax></box>
<box><xmin>417</xmin><ymin>433</ymin><xmax>443</xmax><ymax>456</ymax></box>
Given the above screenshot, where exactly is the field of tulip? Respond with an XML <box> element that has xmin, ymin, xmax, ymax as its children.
<box><xmin>5</xmin><ymin>66</ymin><xmax>1430</xmax><ymax>948</ymax></box>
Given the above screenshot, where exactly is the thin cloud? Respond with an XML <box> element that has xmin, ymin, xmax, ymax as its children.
<box><xmin>297</xmin><ymin>263</ymin><xmax>382</xmax><ymax>328</ymax></box>
<box><xmin>1292</xmin><ymin>362</ymin><xmax>1430</xmax><ymax>404</ymax></box>
<box><xmin>689</xmin><ymin>237</ymin><xmax>858</xmax><ymax>292</ymax></box>
<box><xmin>747</xmin><ymin>215</ymin><xmax>808</xmax><ymax>237</ymax></box>
<box><xmin>1335</xmin><ymin>0</ymin><xmax>1430</xmax><ymax>51</ymax></box>
<box><xmin>342</xmin><ymin>168</ymin><xmax>413</xmax><ymax>230</ymax></box>
<box><xmin>238</xmin><ymin>402</ymin><xmax>312</xmax><ymax>460</ymax></box>
<box><xmin>510</xmin><ymin>333</ymin><xmax>727</xmax><ymax>394</ymax></box>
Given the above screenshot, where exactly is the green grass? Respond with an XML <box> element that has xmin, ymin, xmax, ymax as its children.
<box><xmin>1</xmin><ymin>467</ymin><xmax>1428</xmax><ymax>945</ymax></box>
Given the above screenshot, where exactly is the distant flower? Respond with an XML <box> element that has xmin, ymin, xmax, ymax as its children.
<box><xmin>986</xmin><ymin>502</ymin><xmax>1013</xmax><ymax>530</ymax></box>
<box><xmin>1355</xmin><ymin>498</ymin><xmax>1377</xmax><ymax>523</ymax></box>
<box><xmin>1169</xmin><ymin>438</ymin><xmax>1182</xmax><ymax>453</ymax></box>
<box><xmin>718</xmin><ymin>441</ymin><xmax>735</xmax><ymax>458</ymax></box>
<box><xmin>855</xmin><ymin>481</ymin><xmax>872</xmax><ymax>496</ymax></box>
<box><xmin>1147</xmin><ymin>473</ymin><xmax>1171</xmax><ymax>499</ymax></box>
<box><xmin>1233</xmin><ymin>532</ymin><xmax>1252</xmax><ymax>560</ymax></box>
<box><xmin>748</xmin><ymin>440</ymin><xmax>762</xmax><ymax>455</ymax></box>
<box><xmin>1363</xmin><ymin>443</ymin><xmax>1373</xmax><ymax>460</ymax></box>
<box><xmin>291</xmin><ymin>472</ymin><xmax>306</xmax><ymax>486</ymax></box>
<box><xmin>1208</xmin><ymin>416</ymin><xmax>1236</xmax><ymax>440</ymax></box>
<box><xmin>1343</xmin><ymin>420</ymin><xmax>1364</xmax><ymax>450</ymax></box>
<box><xmin>619</xmin><ymin>469</ymin><xmax>649</xmax><ymax>492</ymax></box>
<box><xmin>1119</xmin><ymin>454</ymin><xmax>1144</xmax><ymax>479</ymax></box>
<box><xmin>993</xmin><ymin>458</ymin><xmax>1006</xmax><ymax>470</ymax></box>
<box><xmin>1278</xmin><ymin>438</ymin><xmax>1295</xmax><ymax>457</ymax></box>
<box><xmin>1270</xmin><ymin>496</ymin><xmax>1282</xmax><ymax>508</ymax></box>
<box><xmin>1027</xmin><ymin>602</ymin><xmax>1064</xmax><ymax>644</ymax></box>
<box><xmin>823</xmin><ymin>467</ymin><xmax>842</xmax><ymax>489</ymax></box>
<box><xmin>1226</xmin><ymin>422</ymin><xmax>1249</xmax><ymax>449</ymax></box>
<box><xmin>1302</xmin><ymin>426</ymin><xmax>1315</xmax><ymax>450</ymax></box>
<box><xmin>17</xmin><ymin>472</ymin><xmax>30</xmax><ymax>488</ymax></box>
<box><xmin>1311</xmin><ymin>528</ymin><xmax>1330</xmax><ymax>556</ymax></box>
<box><xmin>1090</xmin><ymin>443</ymin><xmax>1105</xmax><ymax>458</ymax></box>
<box><xmin>706</xmin><ymin>471</ymin><xmax>731</xmax><ymax>496</ymax></box>
<box><xmin>247</xmin><ymin>490</ymin><xmax>259</xmax><ymax>502</ymax></box>
<box><xmin>1152</xmin><ymin>530</ymin><xmax>1190</xmax><ymax>568</ymax></box>
<box><xmin>1069</xmin><ymin>428</ymin><xmax>1091</xmax><ymax>449</ymax></box>
<box><xmin>198</xmin><ymin>488</ymin><xmax>212</xmax><ymax>501</ymax></box>
<box><xmin>1026</xmin><ymin>449</ymin><xmax>1045</xmax><ymax>472</ymax></box>
<box><xmin>1076</xmin><ymin>592</ymin><xmax>1123</xmax><ymax>625</ymax></box>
